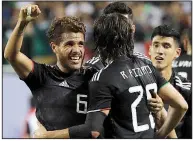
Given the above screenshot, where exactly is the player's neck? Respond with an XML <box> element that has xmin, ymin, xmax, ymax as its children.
<box><xmin>56</xmin><ymin>62</ymin><xmax>78</xmax><ymax>74</ymax></box>
<box><xmin>160</xmin><ymin>66</ymin><xmax>172</xmax><ymax>81</ymax></box>
<box><xmin>56</xmin><ymin>62</ymin><xmax>69</xmax><ymax>73</ymax></box>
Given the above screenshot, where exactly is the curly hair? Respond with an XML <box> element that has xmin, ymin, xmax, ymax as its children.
<box><xmin>94</xmin><ymin>13</ymin><xmax>134</xmax><ymax>62</ymax></box>
<box><xmin>47</xmin><ymin>16</ymin><xmax>86</xmax><ymax>45</ymax></box>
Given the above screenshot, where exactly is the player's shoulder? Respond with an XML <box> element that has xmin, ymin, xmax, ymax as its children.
<box><xmin>33</xmin><ymin>61</ymin><xmax>65</xmax><ymax>79</ymax></box>
<box><xmin>90</xmin><ymin>62</ymin><xmax>112</xmax><ymax>83</ymax></box>
<box><xmin>174</xmin><ymin>73</ymin><xmax>191</xmax><ymax>91</ymax></box>
<box><xmin>133</xmin><ymin>52</ymin><xmax>152</xmax><ymax>65</ymax></box>
<box><xmin>44</xmin><ymin>64</ymin><xmax>56</xmax><ymax>70</ymax></box>
<box><xmin>84</xmin><ymin>56</ymin><xmax>104</xmax><ymax>71</ymax></box>
<box><xmin>31</xmin><ymin>61</ymin><xmax>55</xmax><ymax>76</ymax></box>
<box><xmin>133</xmin><ymin>52</ymin><xmax>158</xmax><ymax>73</ymax></box>
<box><xmin>33</xmin><ymin>61</ymin><xmax>55</xmax><ymax>70</ymax></box>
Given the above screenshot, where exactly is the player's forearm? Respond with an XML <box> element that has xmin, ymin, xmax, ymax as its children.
<box><xmin>167</xmin><ymin>130</ymin><xmax>177</xmax><ymax>138</ymax></box>
<box><xmin>156</xmin><ymin>106</ymin><xmax>187</xmax><ymax>138</ymax></box>
<box><xmin>153</xmin><ymin>108</ymin><xmax>167</xmax><ymax>129</ymax></box>
<box><xmin>165</xmin><ymin>107</ymin><xmax>177</xmax><ymax>138</ymax></box>
<box><xmin>47</xmin><ymin>128</ymin><xmax>70</xmax><ymax>138</ymax></box>
<box><xmin>69</xmin><ymin>111</ymin><xmax>107</xmax><ymax>138</ymax></box>
<box><xmin>34</xmin><ymin>128</ymin><xmax>70</xmax><ymax>139</ymax></box>
<box><xmin>154</xmin><ymin>108</ymin><xmax>177</xmax><ymax>138</ymax></box>
<box><xmin>4</xmin><ymin>20</ymin><xmax>28</xmax><ymax>61</ymax></box>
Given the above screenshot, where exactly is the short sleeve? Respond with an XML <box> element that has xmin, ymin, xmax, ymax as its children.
<box><xmin>152</xmin><ymin>66</ymin><xmax>169</xmax><ymax>91</ymax></box>
<box><xmin>84</xmin><ymin>56</ymin><xmax>104</xmax><ymax>71</ymax></box>
<box><xmin>88</xmin><ymin>81</ymin><xmax>113</xmax><ymax>112</ymax></box>
<box><xmin>22</xmin><ymin>61</ymin><xmax>46</xmax><ymax>92</ymax></box>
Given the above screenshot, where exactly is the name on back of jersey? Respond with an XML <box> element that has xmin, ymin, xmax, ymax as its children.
<box><xmin>173</xmin><ymin>60</ymin><xmax>192</xmax><ymax>68</ymax></box>
<box><xmin>120</xmin><ymin>65</ymin><xmax>152</xmax><ymax>79</ymax></box>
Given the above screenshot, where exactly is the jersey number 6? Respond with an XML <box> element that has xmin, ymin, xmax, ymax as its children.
<box><xmin>129</xmin><ymin>83</ymin><xmax>157</xmax><ymax>132</ymax></box>
<box><xmin>76</xmin><ymin>94</ymin><xmax>87</xmax><ymax>114</ymax></box>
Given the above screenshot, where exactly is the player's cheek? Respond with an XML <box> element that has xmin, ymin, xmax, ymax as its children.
<box><xmin>81</xmin><ymin>48</ymin><xmax>85</xmax><ymax>58</ymax></box>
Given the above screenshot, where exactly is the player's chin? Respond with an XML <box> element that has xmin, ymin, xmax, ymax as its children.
<box><xmin>155</xmin><ymin>64</ymin><xmax>165</xmax><ymax>70</ymax></box>
<box><xmin>69</xmin><ymin>62</ymin><xmax>82</xmax><ymax>70</ymax></box>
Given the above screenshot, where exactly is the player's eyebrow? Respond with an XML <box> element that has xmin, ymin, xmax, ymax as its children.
<box><xmin>162</xmin><ymin>42</ymin><xmax>171</xmax><ymax>47</ymax></box>
<box><xmin>63</xmin><ymin>41</ymin><xmax>74</xmax><ymax>46</ymax></box>
<box><xmin>152</xmin><ymin>41</ymin><xmax>159</xmax><ymax>44</ymax></box>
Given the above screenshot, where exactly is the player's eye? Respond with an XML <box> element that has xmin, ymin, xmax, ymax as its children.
<box><xmin>153</xmin><ymin>44</ymin><xmax>159</xmax><ymax>48</ymax></box>
<box><xmin>65</xmin><ymin>41</ymin><xmax>74</xmax><ymax>46</ymax></box>
<box><xmin>163</xmin><ymin>43</ymin><xmax>171</xmax><ymax>49</ymax></box>
<box><xmin>79</xmin><ymin>41</ymin><xmax>84</xmax><ymax>47</ymax></box>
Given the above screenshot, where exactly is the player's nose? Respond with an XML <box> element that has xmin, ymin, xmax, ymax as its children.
<box><xmin>71</xmin><ymin>46</ymin><xmax>80</xmax><ymax>53</ymax></box>
<box><xmin>70</xmin><ymin>46</ymin><xmax>82</xmax><ymax>56</ymax></box>
<box><xmin>156</xmin><ymin>46</ymin><xmax>164</xmax><ymax>54</ymax></box>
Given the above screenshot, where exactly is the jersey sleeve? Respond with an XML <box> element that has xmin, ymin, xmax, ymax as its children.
<box><xmin>88</xmin><ymin>81</ymin><xmax>113</xmax><ymax>112</ymax></box>
<box><xmin>84</xmin><ymin>56</ymin><xmax>104</xmax><ymax>71</ymax></box>
<box><xmin>83</xmin><ymin>56</ymin><xmax>105</xmax><ymax>81</ymax></box>
<box><xmin>21</xmin><ymin>61</ymin><xmax>46</xmax><ymax>93</ymax></box>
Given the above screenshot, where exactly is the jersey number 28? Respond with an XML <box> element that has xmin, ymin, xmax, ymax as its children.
<box><xmin>129</xmin><ymin>83</ymin><xmax>157</xmax><ymax>132</ymax></box>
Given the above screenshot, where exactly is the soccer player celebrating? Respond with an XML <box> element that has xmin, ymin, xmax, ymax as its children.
<box><xmin>4</xmin><ymin>4</ymin><xmax>92</xmax><ymax>133</ymax></box>
<box><xmin>33</xmin><ymin>2</ymin><xmax>182</xmax><ymax>139</ymax></box>
<box><xmin>149</xmin><ymin>25</ymin><xmax>192</xmax><ymax>138</ymax></box>
<box><xmin>36</xmin><ymin>13</ymin><xmax>188</xmax><ymax>139</ymax></box>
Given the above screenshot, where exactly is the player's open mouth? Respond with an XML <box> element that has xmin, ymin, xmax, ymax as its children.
<box><xmin>70</xmin><ymin>56</ymin><xmax>81</xmax><ymax>60</ymax></box>
<box><xmin>155</xmin><ymin>56</ymin><xmax>164</xmax><ymax>61</ymax></box>
<box><xmin>69</xmin><ymin>55</ymin><xmax>82</xmax><ymax>64</ymax></box>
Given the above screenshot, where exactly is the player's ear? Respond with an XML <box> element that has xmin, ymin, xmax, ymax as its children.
<box><xmin>50</xmin><ymin>42</ymin><xmax>57</xmax><ymax>53</ymax></box>
<box><xmin>148</xmin><ymin>45</ymin><xmax>152</xmax><ymax>56</ymax></box>
<box><xmin>174</xmin><ymin>47</ymin><xmax>181</xmax><ymax>60</ymax></box>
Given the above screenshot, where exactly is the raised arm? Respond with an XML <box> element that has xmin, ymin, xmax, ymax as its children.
<box><xmin>4</xmin><ymin>4</ymin><xmax>41</xmax><ymax>79</ymax></box>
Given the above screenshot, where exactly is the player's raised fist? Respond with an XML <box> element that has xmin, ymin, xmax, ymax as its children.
<box><xmin>19</xmin><ymin>5</ymin><xmax>41</xmax><ymax>23</ymax></box>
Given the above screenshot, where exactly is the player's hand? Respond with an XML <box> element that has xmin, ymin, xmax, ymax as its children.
<box><xmin>148</xmin><ymin>91</ymin><xmax>163</xmax><ymax>114</ymax></box>
<box><xmin>33</xmin><ymin>129</ymin><xmax>47</xmax><ymax>138</ymax></box>
<box><xmin>18</xmin><ymin>4</ymin><xmax>41</xmax><ymax>24</ymax></box>
<box><xmin>33</xmin><ymin>121</ymin><xmax>49</xmax><ymax>138</ymax></box>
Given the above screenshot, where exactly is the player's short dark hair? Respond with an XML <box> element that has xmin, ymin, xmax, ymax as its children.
<box><xmin>47</xmin><ymin>16</ymin><xmax>86</xmax><ymax>45</ymax></box>
<box><xmin>94</xmin><ymin>13</ymin><xmax>134</xmax><ymax>62</ymax></box>
<box><xmin>103</xmin><ymin>2</ymin><xmax>133</xmax><ymax>20</ymax></box>
<box><xmin>151</xmin><ymin>25</ymin><xmax>180</xmax><ymax>47</ymax></box>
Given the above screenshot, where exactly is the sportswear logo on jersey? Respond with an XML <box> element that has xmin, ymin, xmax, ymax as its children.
<box><xmin>175</xmin><ymin>76</ymin><xmax>191</xmax><ymax>90</ymax></box>
<box><xmin>59</xmin><ymin>80</ymin><xmax>69</xmax><ymax>87</ymax></box>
